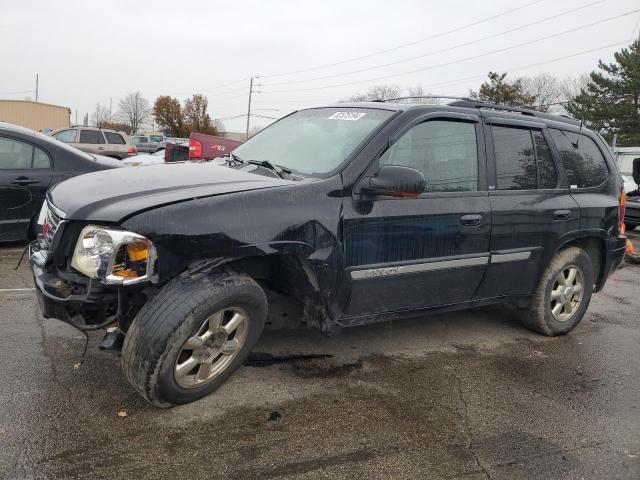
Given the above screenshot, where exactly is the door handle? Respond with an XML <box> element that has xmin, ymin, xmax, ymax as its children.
<box><xmin>11</xmin><ymin>178</ymin><xmax>40</xmax><ymax>186</ymax></box>
<box><xmin>460</xmin><ymin>214</ymin><xmax>483</xmax><ymax>227</ymax></box>
<box><xmin>553</xmin><ymin>209</ymin><xmax>572</xmax><ymax>221</ymax></box>
<box><xmin>98</xmin><ymin>146</ymin><xmax>105</xmax><ymax>150</ymax></box>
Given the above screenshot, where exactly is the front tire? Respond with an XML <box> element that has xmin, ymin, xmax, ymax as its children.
<box><xmin>520</xmin><ymin>247</ymin><xmax>594</xmax><ymax>336</ymax></box>
<box><xmin>121</xmin><ymin>271</ymin><xmax>267</xmax><ymax>407</ymax></box>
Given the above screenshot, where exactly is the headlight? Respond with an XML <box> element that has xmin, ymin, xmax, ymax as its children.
<box><xmin>71</xmin><ymin>226</ymin><xmax>156</xmax><ymax>285</ymax></box>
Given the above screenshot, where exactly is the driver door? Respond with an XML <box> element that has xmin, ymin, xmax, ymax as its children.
<box><xmin>342</xmin><ymin>114</ymin><xmax>491</xmax><ymax>316</ymax></box>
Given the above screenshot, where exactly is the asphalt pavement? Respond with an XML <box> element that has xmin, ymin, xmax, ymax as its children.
<box><xmin>1</xmin><ymin>234</ymin><xmax>639</xmax><ymax>479</ymax></box>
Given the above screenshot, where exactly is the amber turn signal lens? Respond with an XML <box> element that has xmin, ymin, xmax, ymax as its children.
<box><xmin>111</xmin><ymin>268</ymin><xmax>139</xmax><ymax>278</ymax></box>
<box><xmin>127</xmin><ymin>242</ymin><xmax>149</xmax><ymax>262</ymax></box>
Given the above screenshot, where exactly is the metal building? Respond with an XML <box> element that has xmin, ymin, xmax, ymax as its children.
<box><xmin>0</xmin><ymin>99</ymin><xmax>70</xmax><ymax>132</ymax></box>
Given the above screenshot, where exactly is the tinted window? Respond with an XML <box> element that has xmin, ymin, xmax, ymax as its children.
<box><xmin>133</xmin><ymin>136</ymin><xmax>148</xmax><ymax>144</ymax></box>
<box><xmin>533</xmin><ymin>131</ymin><xmax>558</xmax><ymax>188</ymax></box>
<box><xmin>550</xmin><ymin>130</ymin><xmax>608</xmax><ymax>188</ymax></box>
<box><xmin>492</xmin><ymin>126</ymin><xmax>537</xmax><ymax>190</ymax></box>
<box><xmin>53</xmin><ymin>129</ymin><xmax>77</xmax><ymax>143</ymax></box>
<box><xmin>150</xmin><ymin>135</ymin><xmax>164</xmax><ymax>142</ymax></box>
<box><xmin>104</xmin><ymin>132</ymin><xmax>126</xmax><ymax>144</ymax></box>
<box><xmin>492</xmin><ymin>126</ymin><xmax>558</xmax><ymax>190</ymax></box>
<box><xmin>0</xmin><ymin>137</ymin><xmax>33</xmax><ymax>169</ymax></box>
<box><xmin>33</xmin><ymin>148</ymin><xmax>51</xmax><ymax>168</ymax></box>
<box><xmin>79</xmin><ymin>130</ymin><xmax>106</xmax><ymax>144</ymax></box>
<box><xmin>379</xmin><ymin>120</ymin><xmax>478</xmax><ymax>192</ymax></box>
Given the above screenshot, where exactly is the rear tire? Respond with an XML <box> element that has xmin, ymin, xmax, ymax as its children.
<box><xmin>520</xmin><ymin>247</ymin><xmax>594</xmax><ymax>336</ymax></box>
<box><xmin>121</xmin><ymin>271</ymin><xmax>267</xmax><ymax>407</ymax></box>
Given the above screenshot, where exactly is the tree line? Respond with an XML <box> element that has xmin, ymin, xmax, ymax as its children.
<box><xmin>346</xmin><ymin>40</ymin><xmax>640</xmax><ymax>146</ymax></box>
<box><xmin>92</xmin><ymin>92</ymin><xmax>225</xmax><ymax>137</ymax></box>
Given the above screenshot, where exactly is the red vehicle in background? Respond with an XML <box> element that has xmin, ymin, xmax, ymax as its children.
<box><xmin>188</xmin><ymin>133</ymin><xmax>242</xmax><ymax>161</ymax></box>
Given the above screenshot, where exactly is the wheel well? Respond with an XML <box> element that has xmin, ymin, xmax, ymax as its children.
<box><xmin>558</xmin><ymin>237</ymin><xmax>604</xmax><ymax>287</ymax></box>
<box><xmin>218</xmin><ymin>255</ymin><xmax>330</xmax><ymax>331</ymax></box>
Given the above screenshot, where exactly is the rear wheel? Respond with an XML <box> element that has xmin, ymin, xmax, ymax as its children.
<box><xmin>520</xmin><ymin>247</ymin><xmax>594</xmax><ymax>336</ymax></box>
<box><xmin>121</xmin><ymin>271</ymin><xmax>267</xmax><ymax>407</ymax></box>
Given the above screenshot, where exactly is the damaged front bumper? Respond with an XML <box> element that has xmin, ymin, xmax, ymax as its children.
<box><xmin>29</xmin><ymin>241</ymin><xmax>118</xmax><ymax>327</ymax></box>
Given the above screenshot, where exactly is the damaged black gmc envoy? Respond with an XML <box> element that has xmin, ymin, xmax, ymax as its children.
<box><xmin>30</xmin><ymin>100</ymin><xmax>627</xmax><ymax>407</ymax></box>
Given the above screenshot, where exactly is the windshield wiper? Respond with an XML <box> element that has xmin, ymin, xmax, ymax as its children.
<box><xmin>246</xmin><ymin>160</ymin><xmax>291</xmax><ymax>177</ymax></box>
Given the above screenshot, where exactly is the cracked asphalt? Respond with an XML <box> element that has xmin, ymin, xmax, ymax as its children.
<box><xmin>1</xmin><ymin>234</ymin><xmax>639</xmax><ymax>479</ymax></box>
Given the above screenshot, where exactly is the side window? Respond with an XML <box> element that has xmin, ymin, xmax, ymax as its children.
<box><xmin>379</xmin><ymin>120</ymin><xmax>478</xmax><ymax>193</ymax></box>
<box><xmin>492</xmin><ymin>126</ymin><xmax>537</xmax><ymax>190</ymax></box>
<box><xmin>532</xmin><ymin>131</ymin><xmax>558</xmax><ymax>188</ymax></box>
<box><xmin>104</xmin><ymin>132</ymin><xmax>126</xmax><ymax>144</ymax></box>
<box><xmin>79</xmin><ymin>130</ymin><xmax>106</xmax><ymax>144</ymax></box>
<box><xmin>53</xmin><ymin>129</ymin><xmax>77</xmax><ymax>143</ymax></box>
<box><xmin>550</xmin><ymin>129</ymin><xmax>608</xmax><ymax>188</ymax></box>
<box><xmin>0</xmin><ymin>137</ymin><xmax>34</xmax><ymax>169</ymax></box>
<box><xmin>492</xmin><ymin>126</ymin><xmax>558</xmax><ymax>190</ymax></box>
<box><xmin>33</xmin><ymin>148</ymin><xmax>51</xmax><ymax>169</ymax></box>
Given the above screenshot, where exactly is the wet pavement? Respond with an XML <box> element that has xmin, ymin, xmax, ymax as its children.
<box><xmin>1</xmin><ymin>234</ymin><xmax>639</xmax><ymax>479</ymax></box>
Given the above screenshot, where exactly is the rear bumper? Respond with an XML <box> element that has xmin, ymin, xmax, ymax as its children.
<box><xmin>596</xmin><ymin>235</ymin><xmax>627</xmax><ymax>292</ymax></box>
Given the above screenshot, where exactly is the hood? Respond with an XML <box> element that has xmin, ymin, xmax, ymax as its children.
<box><xmin>49</xmin><ymin>161</ymin><xmax>292</xmax><ymax>222</ymax></box>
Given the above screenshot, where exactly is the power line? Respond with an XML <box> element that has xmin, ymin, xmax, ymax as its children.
<box><xmin>0</xmin><ymin>89</ymin><xmax>36</xmax><ymax>95</ymax></box>
<box><xmin>260</xmin><ymin>9</ymin><xmax>639</xmax><ymax>94</ymax></box>
<box><xmin>263</xmin><ymin>0</ymin><xmax>605</xmax><ymax>87</ymax></box>
<box><xmin>259</xmin><ymin>0</ymin><xmax>546</xmax><ymax>79</ymax></box>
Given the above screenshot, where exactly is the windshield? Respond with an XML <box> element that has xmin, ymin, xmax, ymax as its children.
<box><xmin>233</xmin><ymin>107</ymin><xmax>394</xmax><ymax>175</ymax></box>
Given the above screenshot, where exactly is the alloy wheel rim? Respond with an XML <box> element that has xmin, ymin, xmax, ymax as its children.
<box><xmin>174</xmin><ymin>307</ymin><xmax>249</xmax><ymax>389</ymax></box>
<box><xmin>550</xmin><ymin>265</ymin><xmax>584</xmax><ymax>322</ymax></box>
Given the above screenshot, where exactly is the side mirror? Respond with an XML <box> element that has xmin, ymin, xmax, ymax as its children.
<box><xmin>361</xmin><ymin>165</ymin><xmax>425</xmax><ymax>197</ymax></box>
<box><xmin>633</xmin><ymin>158</ymin><xmax>640</xmax><ymax>186</ymax></box>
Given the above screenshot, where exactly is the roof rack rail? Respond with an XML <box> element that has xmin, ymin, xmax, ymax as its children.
<box><xmin>448</xmin><ymin>99</ymin><xmax>579</xmax><ymax>124</ymax></box>
<box><xmin>377</xmin><ymin>95</ymin><xmax>472</xmax><ymax>103</ymax></box>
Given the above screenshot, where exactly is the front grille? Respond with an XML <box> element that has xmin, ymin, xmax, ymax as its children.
<box><xmin>44</xmin><ymin>202</ymin><xmax>64</xmax><ymax>243</ymax></box>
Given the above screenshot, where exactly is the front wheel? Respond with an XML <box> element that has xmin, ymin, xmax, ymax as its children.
<box><xmin>520</xmin><ymin>247</ymin><xmax>594</xmax><ymax>336</ymax></box>
<box><xmin>121</xmin><ymin>271</ymin><xmax>267</xmax><ymax>407</ymax></box>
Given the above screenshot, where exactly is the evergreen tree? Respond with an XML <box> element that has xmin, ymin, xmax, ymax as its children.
<box><xmin>567</xmin><ymin>40</ymin><xmax>640</xmax><ymax>146</ymax></box>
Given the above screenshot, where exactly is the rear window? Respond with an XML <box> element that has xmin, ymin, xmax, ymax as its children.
<box><xmin>104</xmin><ymin>132</ymin><xmax>126</xmax><ymax>144</ymax></box>
<box><xmin>80</xmin><ymin>130</ymin><xmax>106</xmax><ymax>144</ymax></box>
<box><xmin>550</xmin><ymin>130</ymin><xmax>609</xmax><ymax>188</ymax></box>
<box><xmin>150</xmin><ymin>135</ymin><xmax>164</xmax><ymax>142</ymax></box>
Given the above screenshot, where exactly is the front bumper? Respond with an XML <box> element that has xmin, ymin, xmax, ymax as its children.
<box><xmin>30</xmin><ymin>242</ymin><xmax>116</xmax><ymax>323</ymax></box>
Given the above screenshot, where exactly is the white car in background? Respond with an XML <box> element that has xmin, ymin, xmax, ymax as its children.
<box><xmin>121</xmin><ymin>149</ymin><xmax>165</xmax><ymax>166</ymax></box>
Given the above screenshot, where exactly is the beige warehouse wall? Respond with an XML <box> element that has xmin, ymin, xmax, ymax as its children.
<box><xmin>0</xmin><ymin>100</ymin><xmax>70</xmax><ymax>132</ymax></box>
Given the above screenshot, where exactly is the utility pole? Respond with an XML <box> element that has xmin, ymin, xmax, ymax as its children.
<box><xmin>245</xmin><ymin>77</ymin><xmax>254</xmax><ymax>140</ymax></box>
<box><xmin>109</xmin><ymin>98</ymin><xmax>112</xmax><ymax>122</ymax></box>
<box><xmin>35</xmin><ymin>74</ymin><xmax>39</xmax><ymax>102</ymax></box>
<box><xmin>75</xmin><ymin>110</ymin><xmax>78</xmax><ymax>125</ymax></box>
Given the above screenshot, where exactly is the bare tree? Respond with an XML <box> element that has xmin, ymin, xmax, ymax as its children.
<box><xmin>92</xmin><ymin>103</ymin><xmax>111</xmax><ymax>127</ymax></box>
<box><xmin>248</xmin><ymin>125</ymin><xmax>263</xmax><ymax>138</ymax></box>
<box><xmin>117</xmin><ymin>91</ymin><xmax>151</xmax><ymax>134</ymax></box>
<box><xmin>212</xmin><ymin>118</ymin><xmax>226</xmax><ymax>134</ymax></box>
<box><xmin>348</xmin><ymin>84</ymin><xmax>403</xmax><ymax>102</ymax></box>
<box><xmin>519</xmin><ymin>73</ymin><xmax>590</xmax><ymax>114</ymax></box>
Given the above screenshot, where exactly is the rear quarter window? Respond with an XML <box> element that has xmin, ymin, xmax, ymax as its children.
<box><xmin>104</xmin><ymin>132</ymin><xmax>126</xmax><ymax>144</ymax></box>
<box><xmin>549</xmin><ymin>129</ymin><xmax>609</xmax><ymax>188</ymax></box>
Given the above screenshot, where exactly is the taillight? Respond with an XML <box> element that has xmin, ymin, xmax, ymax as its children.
<box><xmin>189</xmin><ymin>139</ymin><xmax>202</xmax><ymax>159</ymax></box>
<box><xmin>127</xmin><ymin>146</ymin><xmax>137</xmax><ymax>155</ymax></box>
<box><xmin>620</xmin><ymin>191</ymin><xmax>627</xmax><ymax>231</ymax></box>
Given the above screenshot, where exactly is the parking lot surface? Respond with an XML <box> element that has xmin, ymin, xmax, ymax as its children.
<box><xmin>1</xmin><ymin>235</ymin><xmax>639</xmax><ymax>479</ymax></box>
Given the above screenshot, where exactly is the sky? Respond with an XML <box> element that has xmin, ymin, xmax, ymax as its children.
<box><xmin>1</xmin><ymin>0</ymin><xmax>639</xmax><ymax>134</ymax></box>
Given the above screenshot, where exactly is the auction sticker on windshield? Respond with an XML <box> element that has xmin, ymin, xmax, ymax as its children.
<box><xmin>328</xmin><ymin>112</ymin><xmax>367</xmax><ymax>121</ymax></box>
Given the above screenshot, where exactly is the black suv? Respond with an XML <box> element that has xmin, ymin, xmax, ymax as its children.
<box><xmin>30</xmin><ymin>100</ymin><xmax>627</xmax><ymax>407</ymax></box>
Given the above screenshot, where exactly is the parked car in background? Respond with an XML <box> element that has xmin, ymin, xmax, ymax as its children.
<box><xmin>30</xmin><ymin>101</ymin><xmax>627</xmax><ymax>407</ymax></box>
<box><xmin>132</xmin><ymin>134</ymin><xmax>165</xmax><ymax>153</ymax></box>
<box><xmin>188</xmin><ymin>133</ymin><xmax>242</xmax><ymax>160</ymax></box>
<box><xmin>121</xmin><ymin>149</ymin><xmax>166</xmax><ymax>166</ymax></box>
<box><xmin>623</xmin><ymin>165</ymin><xmax>640</xmax><ymax>230</ymax></box>
<box><xmin>0</xmin><ymin>122</ymin><xmax>121</xmax><ymax>241</ymax></box>
<box><xmin>49</xmin><ymin>126</ymin><xmax>137</xmax><ymax>159</ymax></box>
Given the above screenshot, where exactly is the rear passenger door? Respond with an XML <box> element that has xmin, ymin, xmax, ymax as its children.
<box><xmin>77</xmin><ymin>130</ymin><xmax>107</xmax><ymax>155</ymax></box>
<box><xmin>475</xmin><ymin>118</ymin><xmax>580</xmax><ymax>299</ymax></box>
